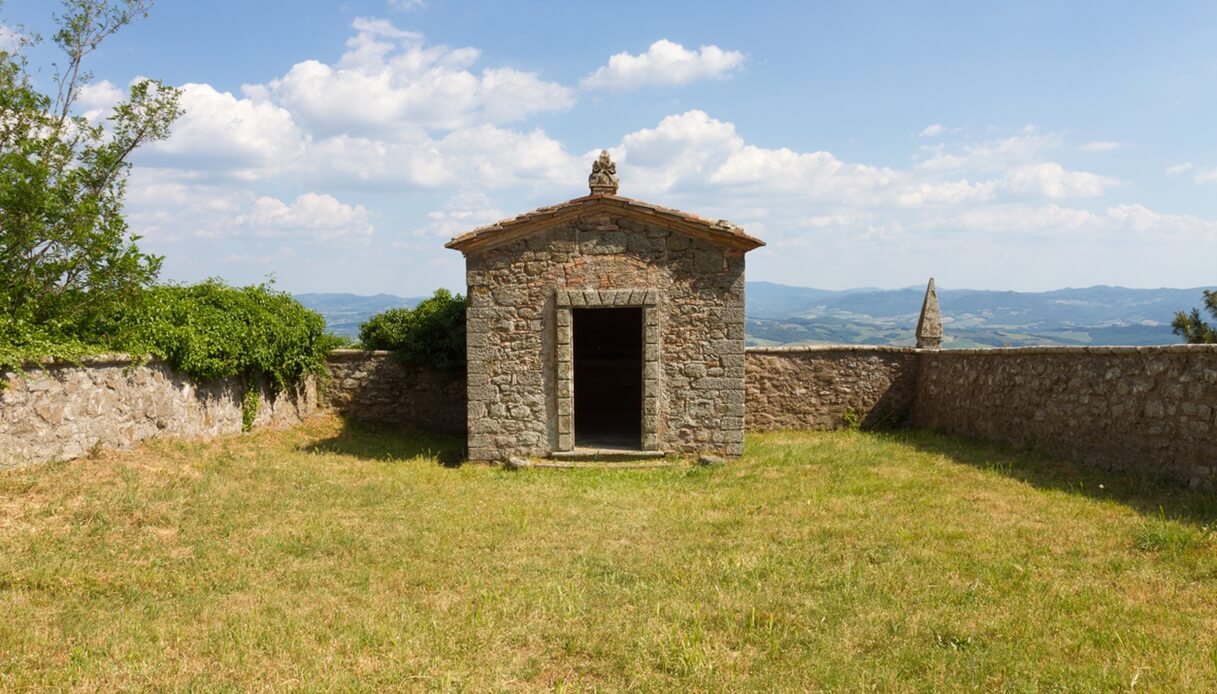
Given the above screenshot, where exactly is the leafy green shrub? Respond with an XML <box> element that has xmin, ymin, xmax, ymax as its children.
<box><xmin>116</xmin><ymin>279</ymin><xmax>334</xmax><ymax>390</ymax></box>
<box><xmin>359</xmin><ymin>289</ymin><xmax>466</xmax><ymax>372</ymax></box>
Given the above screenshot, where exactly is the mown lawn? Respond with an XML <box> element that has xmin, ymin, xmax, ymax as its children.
<box><xmin>2</xmin><ymin>416</ymin><xmax>1217</xmax><ymax>691</ymax></box>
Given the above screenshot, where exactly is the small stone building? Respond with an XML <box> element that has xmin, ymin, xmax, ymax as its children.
<box><xmin>446</xmin><ymin>152</ymin><xmax>764</xmax><ymax>461</ymax></box>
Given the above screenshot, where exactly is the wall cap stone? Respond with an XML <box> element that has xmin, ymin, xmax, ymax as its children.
<box><xmin>14</xmin><ymin>349</ymin><xmax>403</xmax><ymax>372</ymax></box>
<box><xmin>747</xmin><ymin>345</ymin><xmax>919</xmax><ymax>354</ymax></box>
<box><xmin>326</xmin><ymin>349</ymin><xmax>394</xmax><ymax>361</ymax></box>
<box><xmin>747</xmin><ymin>343</ymin><xmax>1217</xmax><ymax>356</ymax></box>
<box><xmin>922</xmin><ymin>344</ymin><xmax>1217</xmax><ymax>356</ymax></box>
<box><xmin>14</xmin><ymin>353</ymin><xmax>142</xmax><ymax>370</ymax></box>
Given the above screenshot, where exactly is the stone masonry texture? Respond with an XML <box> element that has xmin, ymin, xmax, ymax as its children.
<box><xmin>325</xmin><ymin>350</ymin><xmax>466</xmax><ymax>434</ymax></box>
<box><xmin>463</xmin><ymin>214</ymin><xmax>747</xmax><ymax>461</ymax></box>
<box><xmin>913</xmin><ymin>345</ymin><xmax>1217</xmax><ymax>488</ymax></box>
<box><xmin>746</xmin><ymin>346</ymin><xmax>919</xmax><ymax>431</ymax></box>
<box><xmin>1</xmin><ymin>355</ymin><xmax>319</xmax><ymax>469</ymax></box>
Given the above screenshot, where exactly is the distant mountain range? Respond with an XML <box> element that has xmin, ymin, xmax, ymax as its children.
<box><xmin>294</xmin><ymin>293</ymin><xmax>423</xmax><ymax>338</ymax></box>
<box><xmin>297</xmin><ymin>283</ymin><xmax>1212</xmax><ymax>347</ymax></box>
<box><xmin>745</xmin><ymin>282</ymin><xmax>1208</xmax><ymax>348</ymax></box>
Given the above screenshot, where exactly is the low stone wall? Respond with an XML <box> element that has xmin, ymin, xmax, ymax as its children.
<box><xmin>745</xmin><ymin>346</ymin><xmax>919</xmax><ymax>431</ymax></box>
<box><xmin>325</xmin><ymin>350</ymin><xmax>466</xmax><ymax>435</ymax></box>
<box><xmin>913</xmin><ymin>345</ymin><xmax>1217</xmax><ymax>487</ymax></box>
<box><xmin>1</xmin><ymin>355</ymin><xmax>319</xmax><ymax>469</ymax></box>
<box><xmin>6</xmin><ymin>344</ymin><xmax>1213</xmax><ymax>486</ymax></box>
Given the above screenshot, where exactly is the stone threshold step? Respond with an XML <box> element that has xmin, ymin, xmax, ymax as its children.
<box><xmin>549</xmin><ymin>448</ymin><xmax>668</xmax><ymax>462</ymax></box>
<box><xmin>530</xmin><ymin>459</ymin><xmax>679</xmax><ymax>470</ymax></box>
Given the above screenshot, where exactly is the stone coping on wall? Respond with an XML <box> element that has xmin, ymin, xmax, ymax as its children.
<box><xmin>746</xmin><ymin>345</ymin><xmax>919</xmax><ymax>354</ymax></box>
<box><xmin>326</xmin><ymin>349</ymin><xmax>394</xmax><ymax>360</ymax></box>
<box><xmin>16</xmin><ymin>343</ymin><xmax>1212</xmax><ymax>370</ymax></box>
<box><xmin>14</xmin><ymin>349</ymin><xmax>401</xmax><ymax>370</ymax></box>
<box><xmin>920</xmin><ymin>344</ymin><xmax>1217</xmax><ymax>356</ymax></box>
<box><xmin>746</xmin><ymin>343</ymin><xmax>1216</xmax><ymax>356</ymax></box>
<box><xmin>13</xmin><ymin>353</ymin><xmax>144</xmax><ymax>369</ymax></box>
<box><xmin>19</xmin><ymin>341</ymin><xmax>1210</xmax><ymax>373</ymax></box>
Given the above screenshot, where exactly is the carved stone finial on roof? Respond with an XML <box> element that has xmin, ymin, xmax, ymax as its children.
<box><xmin>916</xmin><ymin>277</ymin><xmax>944</xmax><ymax>349</ymax></box>
<box><xmin>588</xmin><ymin>149</ymin><xmax>619</xmax><ymax>195</ymax></box>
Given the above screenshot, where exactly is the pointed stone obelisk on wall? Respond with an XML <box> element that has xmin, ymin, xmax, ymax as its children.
<box><xmin>916</xmin><ymin>277</ymin><xmax>943</xmax><ymax>349</ymax></box>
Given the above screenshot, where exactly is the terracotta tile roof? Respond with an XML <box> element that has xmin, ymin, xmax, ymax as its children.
<box><xmin>444</xmin><ymin>193</ymin><xmax>766</xmax><ymax>254</ymax></box>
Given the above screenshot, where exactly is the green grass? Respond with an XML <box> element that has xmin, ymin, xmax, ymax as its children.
<box><xmin>3</xmin><ymin>416</ymin><xmax>1217</xmax><ymax>691</ymax></box>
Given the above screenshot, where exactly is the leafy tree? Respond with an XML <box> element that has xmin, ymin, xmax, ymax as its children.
<box><xmin>359</xmin><ymin>289</ymin><xmax>467</xmax><ymax>372</ymax></box>
<box><xmin>1172</xmin><ymin>290</ymin><xmax>1217</xmax><ymax>344</ymax></box>
<box><xmin>0</xmin><ymin>0</ymin><xmax>181</xmax><ymax>351</ymax></box>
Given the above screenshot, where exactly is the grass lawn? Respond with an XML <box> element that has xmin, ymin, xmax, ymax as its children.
<box><xmin>3</xmin><ymin>416</ymin><xmax>1217</xmax><ymax>691</ymax></box>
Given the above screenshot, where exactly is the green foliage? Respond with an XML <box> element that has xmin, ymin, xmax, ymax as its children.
<box><xmin>0</xmin><ymin>0</ymin><xmax>180</xmax><ymax>376</ymax></box>
<box><xmin>841</xmin><ymin>407</ymin><xmax>862</xmax><ymax>431</ymax></box>
<box><xmin>323</xmin><ymin>334</ymin><xmax>359</xmax><ymax>349</ymax></box>
<box><xmin>116</xmin><ymin>280</ymin><xmax>332</xmax><ymax>390</ymax></box>
<box><xmin>0</xmin><ymin>313</ymin><xmax>103</xmax><ymax>376</ymax></box>
<box><xmin>1172</xmin><ymin>290</ymin><xmax>1217</xmax><ymax>344</ymax></box>
<box><xmin>359</xmin><ymin>289</ymin><xmax>466</xmax><ymax>372</ymax></box>
<box><xmin>241</xmin><ymin>383</ymin><xmax>259</xmax><ymax>432</ymax></box>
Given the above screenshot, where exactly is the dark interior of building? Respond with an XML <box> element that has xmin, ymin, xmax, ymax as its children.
<box><xmin>572</xmin><ymin>307</ymin><xmax>643</xmax><ymax>449</ymax></box>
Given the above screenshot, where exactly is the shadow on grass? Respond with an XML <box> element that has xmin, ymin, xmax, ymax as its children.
<box><xmin>888</xmin><ymin>429</ymin><xmax>1217</xmax><ymax>526</ymax></box>
<box><xmin>303</xmin><ymin>418</ymin><xmax>467</xmax><ymax>467</ymax></box>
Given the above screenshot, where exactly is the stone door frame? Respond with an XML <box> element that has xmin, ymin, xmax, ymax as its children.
<box><xmin>555</xmin><ymin>289</ymin><xmax>661</xmax><ymax>452</ymax></box>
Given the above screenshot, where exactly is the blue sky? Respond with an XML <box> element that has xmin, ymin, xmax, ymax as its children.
<box><xmin>4</xmin><ymin>0</ymin><xmax>1216</xmax><ymax>295</ymax></box>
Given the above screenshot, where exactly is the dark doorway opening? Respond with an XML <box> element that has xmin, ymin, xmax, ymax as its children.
<box><xmin>573</xmin><ymin>307</ymin><xmax>643</xmax><ymax>449</ymax></box>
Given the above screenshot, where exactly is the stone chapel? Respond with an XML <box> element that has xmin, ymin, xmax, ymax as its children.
<box><xmin>445</xmin><ymin>151</ymin><xmax>765</xmax><ymax>461</ymax></box>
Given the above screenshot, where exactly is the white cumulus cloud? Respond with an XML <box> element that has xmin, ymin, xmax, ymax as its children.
<box><xmin>919</xmin><ymin>124</ymin><xmax>946</xmax><ymax>138</ymax></box>
<box><xmin>581</xmin><ymin>39</ymin><xmax>745</xmax><ymax>91</ymax></box>
<box><xmin>1000</xmin><ymin>162</ymin><xmax>1118</xmax><ymax>198</ymax></box>
<box><xmin>916</xmin><ymin>129</ymin><xmax>1061</xmax><ymax>172</ymax></box>
<box><xmin>147</xmin><ymin>82</ymin><xmax>305</xmax><ymax>179</ymax></box>
<box><xmin>239</xmin><ymin>193</ymin><xmax>373</xmax><ymax>240</ymax></box>
<box><xmin>126</xmin><ymin>178</ymin><xmax>373</xmax><ymax>242</ymax></box>
<box><xmin>403</xmin><ymin>193</ymin><xmax>504</xmax><ymax>242</ymax></box>
<box><xmin>1194</xmin><ymin>167</ymin><xmax>1217</xmax><ymax>184</ymax></box>
<box><xmin>248</xmin><ymin>17</ymin><xmax>573</xmax><ymax>135</ymax></box>
<box><xmin>609</xmin><ymin>111</ymin><xmax>1112</xmax><ymax>210</ymax></box>
<box><xmin>76</xmin><ymin>79</ymin><xmax>126</xmax><ymax>121</ymax></box>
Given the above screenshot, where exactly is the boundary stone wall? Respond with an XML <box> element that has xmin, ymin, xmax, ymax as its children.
<box><xmin>325</xmin><ymin>350</ymin><xmax>466</xmax><ymax>435</ymax></box>
<box><xmin>913</xmin><ymin>345</ymin><xmax>1217</xmax><ymax>487</ymax></box>
<box><xmin>1</xmin><ymin>350</ymin><xmax>468</xmax><ymax>470</ymax></box>
<box><xmin>1</xmin><ymin>355</ymin><xmax>319</xmax><ymax>469</ymax></box>
<box><xmin>745</xmin><ymin>346</ymin><xmax>918</xmax><ymax>431</ymax></box>
<box><xmin>5</xmin><ymin>345</ymin><xmax>1214</xmax><ymax>487</ymax></box>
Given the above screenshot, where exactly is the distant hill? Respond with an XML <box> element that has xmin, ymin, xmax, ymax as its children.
<box><xmin>294</xmin><ymin>293</ymin><xmax>423</xmax><ymax>338</ymax></box>
<box><xmin>746</xmin><ymin>282</ymin><xmax>1210</xmax><ymax>348</ymax></box>
<box><xmin>299</xmin><ymin>283</ymin><xmax>1211</xmax><ymax>347</ymax></box>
